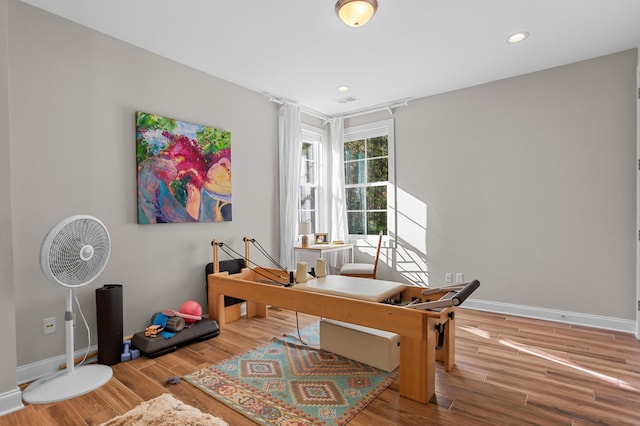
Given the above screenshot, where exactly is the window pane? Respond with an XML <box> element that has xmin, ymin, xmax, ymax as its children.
<box><xmin>301</xmin><ymin>160</ymin><xmax>315</xmax><ymax>184</ymax></box>
<box><xmin>366</xmin><ymin>186</ymin><xmax>387</xmax><ymax>210</ymax></box>
<box><xmin>344</xmin><ymin>139</ymin><xmax>365</xmax><ymax>161</ymax></box>
<box><xmin>299</xmin><ymin>212</ymin><xmax>316</xmax><ymax>233</ymax></box>
<box><xmin>348</xmin><ymin>211</ymin><xmax>365</xmax><ymax>235</ymax></box>
<box><xmin>299</xmin><ymin>187</ymin><xmax>316</xmax><ymax>210</ymax></box>
<box><xmin>367</xmin><ymin>136</ymin><xmax>388</xmax><ymax>157</ymax></box>
<box><xmin>367</xmin><ymin>158</ymin><xmax>388</xmax><ymax>182</ymax></box>
<box><xmin>345</xmin><ymin>160</ymin><xmax>365</xmax><ymax>185</ymax></box>
<box><xmin>367</xmin><ymin>212</ymin><xmax>387</xmax><ymax>235</ymax></box>
<box><xmin>343</xmin><ymin>120</ymin><xmax>393</xmax><ymax>238</ymax></box>
<box><xmin>345</xmin><ymin>187</ymin><xmax>364</xmax><ymax>210</ymax></box>
<box><xmin>309</xmin><ymin>212</ymin><xmax>316</xmax><ymax>233</ymax></box>
<box><xmin>299</xmin><ymin>211</ymin><xmax>311</xmax><ymax>223</ymax></box>
<box><xmin>301</xmin><ymin>142</ymin><xmax>314</xmax><ymax>161</ymax></box>
<box><xmin>298</xmin><ymin>127</ymin><xmax>326</xmax><ymax>240</ymax></box>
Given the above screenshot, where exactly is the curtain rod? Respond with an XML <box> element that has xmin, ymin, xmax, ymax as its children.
<box><xmin>264</xmin><ymin>94</ymin><xmax>330</xmax><ymax>121</ymax></box>
<box><xmin>340</xmin><ymin>100</ymin><xmax>410</xmax><ymax>120</ymax></box>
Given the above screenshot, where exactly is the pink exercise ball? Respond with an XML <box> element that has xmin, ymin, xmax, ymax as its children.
<box><xmin>179</xmin><ymin>300</ymin><xmax>202</xmax><ymax>323</ymax></box>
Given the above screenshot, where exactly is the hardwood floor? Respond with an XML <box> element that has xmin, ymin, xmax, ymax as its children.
<box><xmin>2</xmin><ymin>307</ymin><xmax>639</xmax><ymax>425</ymax></box>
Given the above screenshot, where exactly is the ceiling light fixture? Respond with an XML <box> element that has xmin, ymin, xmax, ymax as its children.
<box><xmin>338</xmin><ymin>85</ymin><xmax>351</xmax><ymax>93</ymax></box>
<box><xmin>335</xmin><ymin>0</ymin><xmax>378</xmax><ymax>28</ymax></box>
<box><xmin>507</xmin><ymin>31</ymin><xmax>529</xmax><ymax>44</ymax></box>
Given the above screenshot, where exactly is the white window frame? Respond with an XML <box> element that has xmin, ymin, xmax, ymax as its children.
<box><xmin>299</xmin><ymin>123</ymin><xmax>328</xmax><ymax>235</ymax></box>
<box><xmin>343</xmin><ymin>118</ymin><xmax>396</xmax><ymax>244</ymax></box>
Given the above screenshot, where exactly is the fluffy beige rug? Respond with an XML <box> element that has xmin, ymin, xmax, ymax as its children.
<box><xmin>100</xmin><ymin>393</ymin><xmax>228</xmax><ymax>426</ymax></box>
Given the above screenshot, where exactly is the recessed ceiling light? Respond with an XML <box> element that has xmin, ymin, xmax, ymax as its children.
<box><xmin>507</xmin><ymin>31</ymin><xmax>529</xmax><ymax>44</ymax></box>
<box><xmin>338</xmin><ymin>85</ymin><xmax>351</xmax><ymax>93</ymax></box>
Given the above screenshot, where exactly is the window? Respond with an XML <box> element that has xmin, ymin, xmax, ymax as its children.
<box><xmin>299</xmin><ymin>124</ymin><xmax>327</xmax><ymax>234</ymax></box>
<box><xmin>343</xmin><ymin>119</ymin><xmax>395</xmax><ymax>237</ymax></box>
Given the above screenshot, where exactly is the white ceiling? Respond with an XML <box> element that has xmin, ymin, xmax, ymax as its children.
<box><xmin>19</xmin><ymin>0</ymin><xmax>640</xmax><ymax>116</ymax></box>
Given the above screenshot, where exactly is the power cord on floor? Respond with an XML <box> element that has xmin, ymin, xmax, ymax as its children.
<box><xmin>295</xmin><ymin>312</ymin><xmax>308</xmax><ymax>346</ymax></box>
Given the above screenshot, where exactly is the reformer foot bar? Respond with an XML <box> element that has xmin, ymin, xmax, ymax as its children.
<box><xmin>406</xmin><ymin>280</ymin><xmax>481</xmax><ymax>311</ymax></box>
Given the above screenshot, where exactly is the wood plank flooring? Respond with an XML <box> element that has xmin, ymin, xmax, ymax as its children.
<box><xmin>2</xmin><ymin>307</ymin><xmax>639</xmax><ymax>425</ymax></box>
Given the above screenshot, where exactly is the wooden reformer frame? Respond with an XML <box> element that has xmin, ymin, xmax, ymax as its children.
<box><xmin>207</xmin><ymin>237</ymin><xmax>480</xmax><ymax>404</ymax></box>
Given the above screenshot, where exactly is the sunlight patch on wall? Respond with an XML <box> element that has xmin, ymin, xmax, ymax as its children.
<box><xmin>394</xmin><ymin>187</ymin><xmax>428</xmax><ymax>287</ymax></box>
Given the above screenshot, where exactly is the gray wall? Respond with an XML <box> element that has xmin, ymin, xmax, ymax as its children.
<box><xmin>0</xmin><ymin>0</ymin><xmax>19</xmax><ymax>404</ymax></box>
<box><xmin>1</xmin><ymin>0</ymin><xmax>637</xmax><ymax>406</ymax></box>
<box><xmin>362</xmin><ymin>50</ymin><xmax>637</xmax><ymax>320</ymax></box>
<box><xmin>8</xmin><ymin>0</ymin><xmax>279</xmax><ymax>367</ymax></box>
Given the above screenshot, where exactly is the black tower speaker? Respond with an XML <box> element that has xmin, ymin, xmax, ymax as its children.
<box><xmin>95</xmin><ymin>284</ymin><xmax>123</xmax><ymax>366</ymax></box>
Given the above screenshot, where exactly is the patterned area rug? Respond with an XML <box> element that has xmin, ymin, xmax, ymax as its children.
<box><xmin>184</xmin><ymin>322</ymin><xmax>399</xmax><ymax>425</ymax></box>
<box><xmin>100</xmin><ymin>393</ymin><xmax>228</xmax><ymax>426</ymax></box>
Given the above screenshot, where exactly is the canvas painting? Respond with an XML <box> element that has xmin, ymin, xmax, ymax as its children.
<box><xmin>136</xmin><ymin>112</ymin><xmax>232</xmax><ymax>224</ymax></box>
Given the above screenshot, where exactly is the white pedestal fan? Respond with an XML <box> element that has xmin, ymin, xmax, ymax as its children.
<box><xmin>22</xmin><ymin>215</ymin><xmax>113</xmax><ymax>404</ymax></box>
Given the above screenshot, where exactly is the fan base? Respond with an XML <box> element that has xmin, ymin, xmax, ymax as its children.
<box><xmin>22</xmin><ymin>364</ymin><xmax>112</xmax><ymax>404</ymax></box>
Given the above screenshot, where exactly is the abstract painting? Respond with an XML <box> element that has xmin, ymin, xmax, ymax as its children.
<box><xmin>136</xmin><ymin>112</ymin><xmax>232</xmax><ymax>224</ymax></box>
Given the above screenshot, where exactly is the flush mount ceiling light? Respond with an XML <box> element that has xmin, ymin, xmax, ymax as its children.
<box><xmin>507</xmin><ymin>31</ymin><xmax>529</xmax><ymax>44</ymax></box>
<box><xmin>338</xmin><ymin>85</ymin><xmax>351</xmax><ymax>93</ymax></box>
<box><xmin>335</xmin><ymin>0</ymin><xmax>378</xmax><ymax>28</ymax></box>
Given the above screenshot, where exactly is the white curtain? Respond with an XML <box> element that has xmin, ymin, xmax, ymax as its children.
<box><xmin>278</xmin><ymin>103</ymin><xmax>302</xmax><ymax>271</ymax></box>
<box><xmin>328</xmin><ymin>117</ymin><xmax>348</xmax><ymax>243</ymax></box>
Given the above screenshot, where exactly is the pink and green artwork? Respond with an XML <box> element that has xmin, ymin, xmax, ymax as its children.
<box><xmin>136</xmin><ymin>111</ymin><xmax>232</xmax><ymax>224</ymax></box>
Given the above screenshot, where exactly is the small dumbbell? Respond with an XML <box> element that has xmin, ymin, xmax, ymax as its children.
<box><xmin>130</xmin><ymin>346</ymin><xmax>140</xmax><ymax>360</ymax></box>
<box><xmin>121</xmin><ymin>340</ymin><xmax>132</xmax><ymax>362</ymax></box>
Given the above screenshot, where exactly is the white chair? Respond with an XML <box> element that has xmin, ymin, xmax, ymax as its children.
<box><xmin>339</xmin><ymin>231</ymin><xmax>383</xmax><ymax>279</ymax></box>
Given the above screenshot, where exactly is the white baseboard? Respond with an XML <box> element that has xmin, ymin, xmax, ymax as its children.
<box><xmin>16</xmin><ymin>345</ymin><xmax>98</xmax><ymax>386</ymax></box>
<box><xmin>464</xmin><ymin>299</ymin><xmax>636</xmax><ymax>334</ymax></box>
<box><xmin>0</xmin><ymin>388</ymin><xmax>24</xmax><ymax>416</ymax></box>
<box><xmin>12</xmin><ymin>301</ymin><xmax>637</xmax><ymax>390</ymax></box>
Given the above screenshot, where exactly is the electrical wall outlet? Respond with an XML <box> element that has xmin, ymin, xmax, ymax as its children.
<box><xmin>44</xmin><ymin>317</ymin><xmax>56</xmax><ymax>334</ymax></box>
<box><xmin>445</xmin><ymin>273</ymin><xmax>453</xmax><ymax>283</ymax></box>
<box><xmin>455</xmin><ymin>273</ymin><xmax>464</xmax><ymax>283</ymax></box>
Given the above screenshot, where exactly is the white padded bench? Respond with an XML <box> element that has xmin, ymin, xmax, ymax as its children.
<box><xmin>319</xmin><ymin>318</ymin><xmax>400</xmax><ymax>372</ymax></box>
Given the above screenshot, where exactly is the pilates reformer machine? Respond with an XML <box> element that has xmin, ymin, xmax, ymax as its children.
<box><xmin>207</xmin><ymin>237</ymin><xmax>480</xmax><ymax>404</ymax></box>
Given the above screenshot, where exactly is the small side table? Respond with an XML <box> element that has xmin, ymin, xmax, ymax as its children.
<box><xmin>293</xmin><ymin>244</ymin><xmax>354</xmax><ymax>274</ymax></box>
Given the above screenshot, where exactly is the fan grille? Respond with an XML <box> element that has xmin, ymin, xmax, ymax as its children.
<box><xmin>44</xmin><ymin>216</ymin><xmax>110</xmax><ymax>288</ymax></box>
